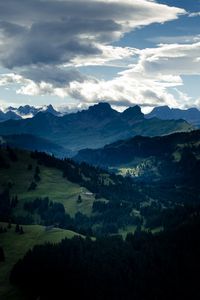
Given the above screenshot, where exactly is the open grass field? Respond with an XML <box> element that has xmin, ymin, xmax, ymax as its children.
<box><xmin>0</xmin><ymin>222</ymin><xmax>80</xmax><ymax>300</ymax></box>
<box><xmin>0</xmin><ymin>149</ymin><xmax>97</xmax><ymax>217</ymax></box>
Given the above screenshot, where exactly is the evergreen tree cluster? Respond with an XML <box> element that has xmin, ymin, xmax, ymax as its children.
<box><xmin>0</xmin><ymin>226</ymin><xmax>7</xmax><ymax>233</ymax></box>
<box><xmin>10</xmin><ymin>217</ymin><xmax>200</xmax><ymax>300</ymax></box>
<box><xmin>0</xmin><ymin>246</ymin><xmax>5</xmax><ymax>262</ymax></box>
<box><xmin>6</xmin><ymin>146</ymin><xmax>18</xmax><ymax>162</ymax></box>
<box><xmin>0</xmin><ymin>190</ymin><xmax>18</xmax><ymax>221</ymax></box>
<box><xmin>24</xmin><ymin>197</ymin><xmax>69</xmax><ymax>227</ymax></box>
<box><xmin>15</xmin><ymin>224</ymin><xmax>24</xmax><ymax>234</ymax></box>
<box><xmin>0</xmin><ymin>152</ymin><xmax>10</xmax><ymax>168</ymax></box>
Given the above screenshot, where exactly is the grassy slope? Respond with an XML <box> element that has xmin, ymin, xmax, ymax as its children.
<box><xmin>0</xmin><ymin>222</ymin><xmax>80</xmax><ymax>300</ymax></box>
<box><xmin>0</xmin><ymin>149</ymin><xmax>98</xmax><ymax>298</ymax></box>
<box><xmin>0</xmin><ymin>149</ymin><xmax>97</xmax><ymax>217</ymax></box>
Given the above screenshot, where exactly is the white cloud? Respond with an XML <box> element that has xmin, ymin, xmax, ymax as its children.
<box><xmin>65</xmin><ymin>41</ymin><xmax>200</xmax><ymax>109</ymax></box>
<box><xmin>188</xmin><ymin>12</ymin><xmax>200</xmax><ymax>17</ymax></box>
<box><xmin>1</xmin><ymin>41</ymin><xmax>199</xmax><ymax>109</ymax></box>
<box><xmin>132</xmin><ymin>42</ymin><xmax>200</xmax><ymax>77</ymax></box>
<box><xmin>70</xmin><ymin>45</ymin><xmax>138</xmax><ymax>67</ymax></box>
<box><xmin>0</xmin><ymin>73</ymin><xmax>26</xmax><ymax>86</ymax></box>
<box><xmin>61</xmin><ymin>41</ymin><xmax>200</xmax><ymax>109</ymax></box>
<box><xmin>1</xmin><ymin>1</ymin><xmax>199</xmax><ymax>111</ymax></box>
<box><xmin>66</xmin><ymin>72</ymin><xmax>181</xmax><ymax>108</ymax></box>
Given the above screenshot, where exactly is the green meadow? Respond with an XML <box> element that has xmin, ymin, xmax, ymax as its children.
<box><xmin>0</xmin><ymin>149</ymin><xmax>96</xmax><ymax>218</ymax></box>
<box><xmin>0</xmin><ymin>222</ymin><xmax>81</xmax><ymax>300</ymax></box>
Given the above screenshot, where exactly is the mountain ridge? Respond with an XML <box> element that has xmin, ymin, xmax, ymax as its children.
<box><xmin>0</xmin><ymin>103</ymin><xmax>194</xmax><ymax>152</ymax></box>
<box><xmin>0</xmin><ymin>104</ymin><xmax>62</xmax><ymax>122</ymax></box>
<box><xmin>146</xmin><ymin>105</ymin><xmax>200</xmax><ymax>127</ymax></box>
<box><xmin>0</xmin><ymin>134</ymin><xmax>71</xmax><ymax>157</ymax></box>
<box><xmin>74</xmin><ymin>130</ymin><xmax>200</xmax><ymax>182</ymax></box>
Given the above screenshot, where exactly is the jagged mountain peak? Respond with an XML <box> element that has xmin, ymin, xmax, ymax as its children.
<box><xmin>89</xmin><ymin>102</ymin><xmax>112</xmax><ymax>111</ymax></box>
<box><xmin>41</xmin><ymin>104</ymin><xmax>60</xmax><ymax>116</ymax></box>
<box><xmin>122</xmin><ymin>105</ymin><xmax>144</xmax><ymax>121</ymax></box>
<box><xmin>87</xmin><ymin>102</ymin><xmax>118</xmax><ymax>118</ymax></box>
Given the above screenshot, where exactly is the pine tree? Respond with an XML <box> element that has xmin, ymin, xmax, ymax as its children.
<box><xmin>35</xmin><ymin>166</ymin><xmax>40</xmax><ymax>174</ymax></box>
<box><xmin>0</xmin><ymin>246</ymin><xmax>5</xmax><ymax>262</ymax></box>
<box><xmin>7</xmin><ymin>221</ymin><xmax>12</xmax><ymax>229</ymax></box>
<box><xmin>15</xmin><ymin>224</ymin><xmax>20</xmax><ymax>233</ymax></box>
<box><xmin>28</xmin><ymin>181</ymin><xmax>37</xmax><ymax>191</ymax></box>
<box><xmin>27</xmin><ymin>164</ymin><xmax>33</xmax><ymax>171</ymax></box>
<box><xmin>20</xmin><ymin>226</ymin><xmax>24</xmax><ymax>235</ymax></box>
<box><xmin>77</xmin><ymin>195</ymin><xmax>82</xmax><ymax>203</ymax></box>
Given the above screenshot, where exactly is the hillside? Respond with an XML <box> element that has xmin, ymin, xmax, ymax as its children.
<box><xmin>0</xmin><ymin>134</ymin><xmax>71</xmax><ymax>157</ymax></box>
<box><xmin>1</xmin><ymin>145</ymin><xmax>200</xmax><ymax>235</ymax></box>
<box><xmin>9</xmin><ymin>219</ymin><xmax>200</xmax><ymax>300</ymax></box>
<box><xmin>75</xmin><ymin>130</ymin><xmax>200</xmax><ymax>182</ymax></box>
<box><xmin>0</xmin><ymin>103</ymin><xmax>194</xmax><ymax>152</ymax></box>
<box><xmin>0</xmin><ymin>148</ymin><xmax>100</xmax><ymax>219</ymax></box>
<box><xmin>1</xmin><ymin>145</ymin><xmax>200</xmax><ymax>299</ymax></box>
<box><xmin>0</xmin><ymin>222</ymin><xmax>81</xmax><ymax>300</ymax></box>
<box><xmin>0</xmin><ymin>147</ymin><xmax>148</xmax><ymax>237</ymax></box>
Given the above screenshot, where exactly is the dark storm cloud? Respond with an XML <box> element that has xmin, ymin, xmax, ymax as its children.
<box><xmin>0</xmin><ymin>0</ymin><xmax>150</xmax><ymax>25</ymax></box>
<box><xmin>21</xmin><ymin>66</ymin><xmax>86</xmax><ymax>86</ymax></box>
<box><xmin>3</xmin><ymin>36</ymin><xmax>101</xmax><ymax>68</ymax></box>
<box><xmin>0</xmin><ymin>0</ymin><xmax>188</xmax><ymax>107</ymax></box>
<box><xmin>0</xmin><ymin>0</ymin><xmax>124</xmax><ymax>68</ymax></box>
<box><xmin>0</xmin><ymin>0</ymin><xmax>184</xmax><ymax>69</ymax></box>
<box><xmin>0</xmin><ymin>21</ymin><xmax>26</xmax><ymax>37</ymax></box>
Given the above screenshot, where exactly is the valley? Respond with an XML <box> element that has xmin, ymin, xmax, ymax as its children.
<box><xmin>0</xmin><ymin>104</ymin><xmax>200</xmax><ymax>300</ymax></box>
<box><xmin>0</xmin><ymin>0</ymin><xmax>200</xmax><ymax>298</ymax></box>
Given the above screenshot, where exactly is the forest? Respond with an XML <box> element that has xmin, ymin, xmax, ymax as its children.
<box><xmin>10</xmin><ymin>215</ymin><xmax>200</xmax><ymax>300</ymax></box>
<box><xmin>1</xmin><ymin>145</ymin><xmax>200</xmax><ymax>299</ymax></box>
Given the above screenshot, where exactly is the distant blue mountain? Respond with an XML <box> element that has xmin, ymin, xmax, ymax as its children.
<box><xmin>0</xmin><ymin>109</ymin><xmax>22</xmax><ymax>122</ymax></box>
<box><xmin>0</xmin><ymin>102</ymin><xmax>194</xmax><ymax>152</ymax></box>
<box><xmin>0</xmin><ymin>134</ymin><xmax>71</xmax><ymax>158</ymax></box>
<box><xmin>146</xmin><ymin>106</ymin><xmax>200</xmax><ymax>127</ymax></box>
<box><xmin>0</xmin><ymin>104</ymin><xmax>61</xmax><ymax>122</ymax></box>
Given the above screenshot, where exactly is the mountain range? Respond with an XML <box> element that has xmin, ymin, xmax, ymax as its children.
<box><xmin>146</xmin><ymin>106</ymin><xmax>200</xmax><ymax>127</ymax></box>
<box><xmin>0</xmin><ymin>104</ymin><xmax>61</xmax><ymax>122</ymax></box>
<box><xmin>1</xmin><ymin>103</ymin><xmax>200</xmax><ymax>128</ymax></box>
<box><xmin>0</xmin><ymin>103</ymin><xmax>194</xmax><ymax>153</ymax></box>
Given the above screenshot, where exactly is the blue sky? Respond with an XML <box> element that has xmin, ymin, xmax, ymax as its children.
<box><xmin>0</xmin><ymin>0</ymin><xmax>199</xmax><ymax>111</ymax></box>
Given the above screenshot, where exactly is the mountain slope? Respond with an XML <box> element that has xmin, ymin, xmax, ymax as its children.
<box><xmin>0</xmin><ymin>222</ymin><xmax>80</xmax><ymax>300</ymax></box>
<box><xmin>75</xmin><ymin>130</ymin><xmax>200</xmax><ymax>182</ymax></box>
<box><xmin>1</xmin><ymin>145</ymin><xmax>200</xmax><ymax>300</ymax></box>
<box><xmin>0</xmin><ymin>148</ymin><xmax>100</xmax><ymax>218</ymax></box>
<box><xmin>0</xmin><ymin>103</ymin><xmax>194</xmax><ymax>151</ymax></box>
<box><xmin>0</xmin><ymin>134</ymin><xmax>71</xmax><ymax>157</ymax></box>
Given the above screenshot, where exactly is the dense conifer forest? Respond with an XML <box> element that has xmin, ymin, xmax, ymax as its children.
<box><xmin>10</xmin><ymin>216</ymin><xmax>200</xmax><ymax>300</ymax></box>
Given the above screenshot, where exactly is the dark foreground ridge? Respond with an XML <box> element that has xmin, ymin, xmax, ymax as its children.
<box><xmin>10</xmin><ymin>216</ymin><xmax>200</xmax><ymax>300</ymax></box>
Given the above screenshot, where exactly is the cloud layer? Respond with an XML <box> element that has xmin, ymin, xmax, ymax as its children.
<box><xmin>1</xmin><ymin>0</ymin><xmax>199</xmax><ymax>110</ymax></box>
<box><xmin>0</xmin><ymin>0</ymin><xmax>185</xmax><ymax>69</ymax></box>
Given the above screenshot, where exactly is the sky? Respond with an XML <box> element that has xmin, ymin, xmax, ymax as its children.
<box><xmin>0</xmin><ymin>0</ymin><xmax>199</xmax><ymax>112</ymax></box>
